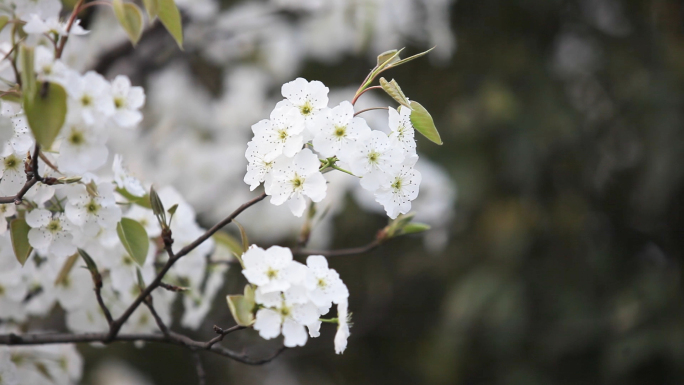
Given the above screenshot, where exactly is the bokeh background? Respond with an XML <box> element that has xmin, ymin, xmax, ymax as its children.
<box><xmin>68</xmin><ymin>0</ymin><xmax>684</xmax><ymax>383</ymax></box>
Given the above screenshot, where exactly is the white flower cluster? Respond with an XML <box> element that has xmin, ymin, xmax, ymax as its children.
<box><xmin>245</xmin><ymin>78</ymin><xmax>422</xmax><ymax>219</ymax></box>
<box><xmin>242</xmin><ymin>245</ymin><xmax>350</xmax><ymax>353</ymax></box>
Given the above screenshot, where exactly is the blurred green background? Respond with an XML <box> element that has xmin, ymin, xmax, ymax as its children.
<box><xmin>81</xmin><ymin>0</ymin><xmax>684</xmax><ymax>383</ymax></box>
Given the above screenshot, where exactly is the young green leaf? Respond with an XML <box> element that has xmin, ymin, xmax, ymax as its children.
<box><xmin>24</xmin><ymin>81</ymin><xmax>68</xmax><ymax>150</ymax></box>
<box><xmin>19</xmin><ymin>44</ymin><xmax>36</xmax><ymax>95</ymax></box>
<box><xmin>136</xmin><ymin>267</ymin><xmax>146</xmax><ymax>290</ymax></box>
<box><xmin>116</xmin><ymin>187</ymin><xmax>152</xmax><ymax>209</ymax></box>
<box><xmin>409</xmin><ymin>101</ymin><xmax>443</xmax><ymax>145</ymax></box>
<box><xmin>77</xmin><ymin>249</ymin><xmax>99</xmax><ymax>273</ymax></box>
<box><xmin>212</xmin><ymin>231</ymin><xmax>244</xmax><ymax>266</ymax></box>
<box><xmin>399</xmin><ymin>222</ymin><xmax>431</xmax><ymax>235</ymax></box>
<box><xmin>142</xmin><ymin>0</ymin><xmax>159</xmax><ymax>19</ymax></box>
<box><xmin>54</xmin><ymin>252</ymin><xmax>79</xmax><ymax>286</ymax></box>
<box><xmin>0</xmin><ymin>16</ymin><xmax>9</xmax><ymax>33</ymax></box>
<box><xmin>117</xmin><ymin>218</ymin><xmax>150</xmax><ymax>266</ymax></box>
<box><xmin>233</xmin><ymin>219</ymin><xmax>249</xmax><ymax>253</ymax></box>
<box><xmin>388</xmin><ymin>47</ymin><xmax>435</xmax><ymax>68</ymax></box>
<box><xmin>149</xmin><ymin>186</ymin><xmax>166</xmax><ymax>226</ymax></box>
<box><xmin>10</xmin><ymin>218</ymin><xmax>32</xmax><ymax>266</ymax></box>
<box><xmin>377</xmin><ymin>49</ymin><xmax>401</xmax><ymax>67</ymax></box>
<box><xmin>226</xmin><ymin>293</ymin><xmax>255</xmax><ymax>327</ymax></box>
<box><xmin>158</xmin><ymin>0</ymin><xmax>183</xmax><ymax>49</ymax></box>
<box><xmin>112</xmin><ymin>0</ymin><xmax>144</xmax><ymax>46</ymax></box>
<box><xmin>379</xmin><ymin>77</ymin><xmax>411</xmax><ymax>109</ymax></box>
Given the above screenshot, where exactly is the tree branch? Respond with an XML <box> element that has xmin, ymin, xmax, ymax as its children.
<box><xmin>293</xmin><ymin>239</ymin><xmax>383</xmax><ymax>257</ymax></box>
<box><xmin>0</xmin><ymin>331</ymin><xmax>285</xmax><ymax>365</ymax></box>
<box><xmin>105</xmin><ymin>192</ymin><xmax>267</xmax><ymax>341</ymax></box>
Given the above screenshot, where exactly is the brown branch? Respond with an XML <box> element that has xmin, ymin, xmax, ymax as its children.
<box><xmin>105</xmin><ymin>192</ymin><xmax>267</xmax><ymax>341</ymax></box>
<box><xmin>205</xmin><ymin>325</ymin><xmax>245</xmax><ymax>349</ymax></box>
<box><xmin>94</xmin><ymin>283</ymin><xmax>114</xmax><ymax>325</ymax></box>
<box><xmin>0</xmin><ymin>331</ymin><xmax>285</xmax><ymax>365</ymax></box>
<box><xmin>293</xmin><ymin>239</ymin><xmax>383</xmax><ymax>257</ymax></box>
<box><xmin>193</xmin><ymin>352</ymin><xmax>206</xmax><ymax>385</ymax></box>
<box><xmin>143</xmin><ymin>298</ymin><xmax>169</xmax><ymax>337</ymax></box>
<box><xmin>55</xmin><ymin>0</ymin><xmax>85</xmax><ymax>59</ymax></box>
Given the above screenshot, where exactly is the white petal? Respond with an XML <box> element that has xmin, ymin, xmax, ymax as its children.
<box><xmin>282</xmin><ymin>317</ymin><xmax>308</xmax><ymax>347</ymax></box>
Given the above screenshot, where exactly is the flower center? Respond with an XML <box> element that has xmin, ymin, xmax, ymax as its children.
<box><xmin>4</xmin><ymin>155</ymin><xmax>19</xmax><ymax>170</ymax></box>
<box><xmin>291</xmin><ymin>175</ymin><xmax>304</xmax><ymax>190</ymax></box>
<box><xmin>266</xmin><ymin>268</ymin><xmax>278</xmax><ymax>279</ymax></box>
<box><xmin>391</xmin><ymin>177</ymin><xmax>403</xmax><ymax>191</ymax></box>
<box><xmin>280</xmin><ymin>306</ymin><xmax>291</xmax><ymax>317</ymax></box>
<box><xmin>68</xmin><ymin>130</ymin><xmax>85</xmax><ymax>146</ymax></box>
<box><xmin>277</xmin><ymin>129</ymin><xmax>288</xmax><ymax>141</ymax></box>
<box><xmin>86</xmin><ymin>200</ymin><xmax>100</xmax><ymax>214</ymax></box>
<box><xmin>317</xmin><ymin>278</ymin><xmax>327</xmax><ymax>288</ymax></box>
<box><xmin>47</xmin><ymin>219</ymin><xmax>62</xmax><ymax>233</ymax></box>
<box><xmin>114</xmin><ymin>97</ymin><xmax>126</xmax><ymax>109</ymax></box>
<box><xmin>81</xmin><ymin>94</ymin><xmax>93</xmax><ymax>106</ymax></box>
<box><xmin>368</xmin><ymin>151</ymin><xmax>379</xmax><ymax>164</ymax></box>
<box><xmin>300</xmin><ymin>102</ymin><xmax>313</xmax><ymax>116</ymax></box>
<box><xmin>334</xmin><ymin>126</ymin><xmax>346</xmax><ymax>138</ymax></box>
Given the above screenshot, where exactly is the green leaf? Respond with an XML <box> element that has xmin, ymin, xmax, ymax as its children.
<box><xmin>142</xmin><ymin>0</ymin><xmax>159</xmax><ymax>19</ymax></box>
<box><xmin>227</xmin><ymin>285</ymin><xmax>256</xmax><ymax>327</ymax></box>
<box><xmin>233</xmin><ymin>220</ymin><xmax>249</xmax><ymax>253</ymax></box>
<box><xmin>167</xmin><ymin>204</ymin><xmax>178</xmax><ymax>216</ymax></box>
<box><xmin>158</xmin><ymin>0</ymin><xmax>183</xmax><ymax>49</ymax></box>
<box><xmin>117</xmin><ymin>218</ymin><xmax>150</xmax><ymax>266</ymax></box>
<box><xmin>112</xmin><ymin>0</ymin><xmax>144</xmax><ymax>46</ymax></box>
<box><xmin>399</xmin><ymin>222</ymin><xmax>431</xmax><ymax>235</ymax></box>
<box><xmin>149</xmin><ymin>186</ymin><xmax>166</xmax><ymax>226</ymax></box>
<box><xmin>10</xmin><ymin>218</ymin><xmax>32</xmax><ymax>266</ymax></box>
<box><xmin>19</xmin><ymin>45</ymin><xmax>36</xmax><ymax>95</ymax></box>
<box><xmin>54</xmin><ymin>252</ymin><xmax>79</xmax><ymax>286</ymax></box>
<box><xmin>388</xmin><ymin>47</ymin><xmax>435</xmax><ymax>68</ymax></box>
<box><xmin>24</xmin><ymin>81</ymin><xmax>68</xmax><ymax>150</ymax></box>
<box><xmin>136</xmin><ymin>267</ymin><xmax>145</xmax><ymax>290</ymax></box>
<box><xmin>380</xmin><ymin>77</ymin><xmax>411</xmax><ymax>109</ymax></box>
<box><xmin>409</xmin><ymin>101</ymin><xmax>443</xmax><ymax>145</ymax></box>
<box><xmin>377</xmin><ymin>49</ymin><xmax>401</xmax><ymax>67</ymax></box>
<box><xmin>116</xmin><ymin>187</ymin><xmax>152</xmax><ymax>209</ymax></box>
<box><xmin>386</xmin><ymin>212</ymin><xmax>415</xmax><ymax>237</ymax></box>
<box><xmin>212</xmin><ymin>231</ymin><xmax>243</xmax><ymax>261</ymax></box>
<box><xmin>0</xmin><ymin>16</ymin><xmax>10</xmax><ymax>34</ymax></box>
<box><xmin>78</xmin><ymin>249</ymin><xmax>99</xmax><ymax>274</ymax></box>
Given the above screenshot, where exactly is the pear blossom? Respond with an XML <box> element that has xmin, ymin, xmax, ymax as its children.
<box><xmin>265</xmin><ymin>148</ymin><xmax>327</xmax><ymax>217</ymax></box>
<box><xmin>110</xmin><ymin>75</ymin><xmax>145</xmax><ymax>128</ymax></box>
<box><xmin>57</xmin><ymin>119</ymin><xmax>108</xmax><ymax>174</ymax></box>
<box><xmin>312</xmin><ymin>101</ymin><xmax>371</xmax><ymax>159</ymax></box>
<box><xmin>242</xmin><ymin>245</ymin><xmax>306</xmax><ymax>293</ymax></box>
<box><xmin>23</xmin><ymin>15</ymin><xmax>88</xmax><ymax>37</ymax></box>
<box><xmin>0</xmin><ymin>149</ymin><xmax>25</xmax><ymax>196</ymax></box>
<box><xmin>0</xmin><ymin>204</ymin><xmax>16</xmax><ymax>234</ymax></box>
<box><xmin>253</xmin><ymin>295</ymin><xmax>319</xmax><ymax>347</ymax></box>
<box><xmin>113</xmin><ymin>154</ymin><xmax>145</xmax><ymax>197</ymax></box>
<box><xmin>374</xmin><ymin>164</ymin><xmax>422</xmax><ymax>219</ymax></box>
<box><xmin>279</xmin><ymin>77</ymin><xmax>329</xmax><ymax>137</ymax></box>
<box><xmin>348</xmin><ymin>130</ymin><xmax>405</xmax><ymax>191</ymax></box>
<box><xmin>388</xmin><ymin>106</ymin><xmax>417</xmax><ymax>154</ymax></box>
<box><xmin>334</xmin><ymin>300</ymin><xmax>350</xmax><ymax>354</ymax></box>
<box><xmin>7</xmin><ymin>118</ymin><xmax>34</xmax><ymax>154</ymax></box>
<box><xmin>65</xmin><ymin>71</ymin><xmax>115</xmax><ymax>125</ymax></box>
<box><xmin>26</xmin><ymin>209</ymin><xmax>77</xmax><ymax>258</ymax></box>
<box><xmin>304</xmin><ymin>255</ymin><xmax>349</xmax><ymax>309</ymax></box>
<box><xmin>34</xmin><ymin>45</ymin><xmax>68</xmax><ymax>85</ymax></box>
<box><xmin>64</xmin><ymin>182</ymin><xmax>122</xmax><ymax>236</ymax></box>
<box><xmin>244</xmin><ymin>140</ymin><xmax>284</xmax><ymax>191</ymax></box>
<box><xmin>250</xmin><ymin>106</ymin><xmax>305</xmax><ymax>161</ymax></box>
<box><xmin>13</xmin><ymin>0</ymin><xmax>62</xmax><ymax>19</ymax></box>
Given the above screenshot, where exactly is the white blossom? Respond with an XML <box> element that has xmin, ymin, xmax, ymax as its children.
<box><xmin>110</xmin><ymin>75</ymin><xmax>145</xmax><ymax>128</ymax></box>
<box><xmin>265</xmin><ymin>148</ymin><xmax>327</xmax><ymax>217</ymax></box>
<box><xmin>253</xmin><ymin>295</ymin><xmax>319</xmax><ymax>347</ymax></box>
<box><xmin>0</xmin><ymin>149</ymin><xmax>25</xmax><ymax>196</ymax></box>
<box><xmin>26</xmin><ymin>209</ymin><xmax>77</xmax><ymax>258</ymax></box>
<box><xmin>388</xmin><ymin>106</ymin><xmax>417</xmax><ymax>154</ymax></box>
<box><xmin>279</xmin><ymin>77</ymin><xmax>329</xmax><ymax>138</ymax></box>
<box><xmin>242</xmin><ymin>245</ymin><xmax>306</xmax><ymax>293</ymax></box>
<box><xmin>374</xmin><ymin>163</ymin><xmax>422</xmax><ymax>219</ymax></box>
<box><xmin>64</xmin><ymin>182</ymin><xmax>122</xmax><ymax>236</ymax></box>
<box><xmin>23</xmin><ymin>15</ymin><xmax>88</xmax><ymax>37</ymax></box>
<box><xmin>57</xmin><ymin>118</ymin><xmax>108</xmax><ymax>174</ymax></box>
<box><xmin>312</xmin><ymin>101</ymin><xmax>371</xmax><ymax>159</ymax></box>
<box><xmin>112</xmin><ymin>154</ymin><xmax>145</xmax><ymax>197</ymax></box>
<box><xmin>334</xmin><ymin>300</ymin><xmax>350</xmax><ymax>354</ymax></box>
<box><xmin>304</xmin><ymin>255</ymin><xmax>348</xmax><ymax>310</ymax></box>
<box><xmin>348</xmin><ymin>130</ymin><xmax>405</xmax><ymax>191</ymax></box>
<box><xmin>250</xmin><ymin>106</ymin><xmax>305</xmax><ymax>161</ymax></box>
<box><xmin>65</xmin><ymin>71</ymin><xmax>115</xmax><ymax>125</ymax></box>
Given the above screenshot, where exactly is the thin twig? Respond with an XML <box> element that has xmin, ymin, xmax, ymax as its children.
<box><xmin>205</xmin><ymin>325</ymin><xmax>245</xmax><ymax>349</ymax></box>
<box><xmin>94</xmin><ymin>283</ymin><xmax>114</xmax><ymax>325</ymax></box>
<box><xmin>294</xmin><ymin>239</ymin><xmax>382</xmax><ymax>257</ymax></box>
<box><xmin>105</xmin><ymin>192</ymin><xmax>267</xmax><ymax>341</ymax></box>
<box><xmin>55</xmin><ymin>0</ymin><xmax>85</xmax><ymax>59</ymax></box>
<box><xmin>193</xmin><ymin>352</ymin><xmax>206</xmax><ymax>385</ymax></box>
<box><xmin>144</xmin><ymin>298</ymin><xmax>169</xmax><ymax>337</ymax></box>
<box><xmin>0</xmin><ymin>332</ymin><xmax>285</xmax><ymax>365</ymax></box>
<box><xmin>353</xmin><ymin>107</ymin><xmax>389</xmax><ymax>117</ymax></box>
<box><xmin>351</xmin><ymin>85</ymin><xmax>383</xmax><ymax>105</ymax></box>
